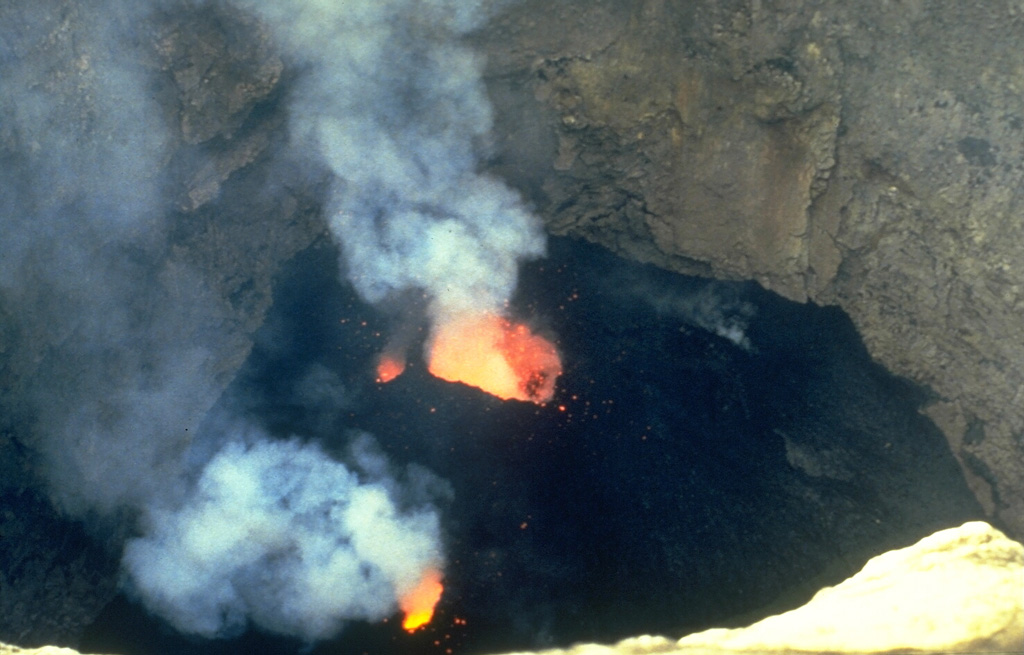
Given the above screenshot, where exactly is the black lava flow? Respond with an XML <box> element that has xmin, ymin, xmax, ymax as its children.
<box><xmin>81</xmin><ymin>236</ymin><xmax>983</xmax><ymax>655</ymax></box>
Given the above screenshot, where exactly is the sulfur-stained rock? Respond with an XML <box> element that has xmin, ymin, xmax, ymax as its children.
<box><xmin>3</xmin><ymin>0</ymin><xmax>1024</xmax><ymax>649</ymax></box>
<box><xmin>491</xmin><ymin>521</ymin><xmax>1024</xmax><ymax>655</ymax></box>
<box><xmin>0</xmin><ymin>645</ymin><xmax>101</xmax><ymax>655</ymax></box>
<box><xmin>0</xmin><ymin>644</ymin><xmax>112</xmax><ymax>655</ymax></box>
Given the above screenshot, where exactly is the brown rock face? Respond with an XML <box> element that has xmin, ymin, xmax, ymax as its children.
<box><xmin>479</xmin><ymin>0</ymin><xmax>1024</xmax><ymax>540</ymax></box>
<box><xmin>2</xmin><ymin>0</ymin><xmax>1022</xmax><ymax>648</ymax></box>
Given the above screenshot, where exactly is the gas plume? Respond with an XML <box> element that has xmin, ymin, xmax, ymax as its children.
<box><xmin>123</xmin><ymin>433</ymin><xmax>445</xmax><ymax>641</ymax></box>
<box><xmin>232</xmin><ymin>0</ymin><xmax>562</xmax><ymax>402</ymax></box>
<box><xmin>0</xmin><ymin>0</ymin><xmax>451</xmax><ymax>642</ymax></box>
<box><xmin>655</xmin><ymin>284</ymin><xmax>756</xmax><ymax>351</ymax></box>
<box><xmin>0</xmin><ymin>0</ymin><xmax>212</xmax><ymax>517</ymax></box>
<box><xmin>624</xmin><ymin>276</ymin><xmax>757</xmax><ymax>351</ymax></box>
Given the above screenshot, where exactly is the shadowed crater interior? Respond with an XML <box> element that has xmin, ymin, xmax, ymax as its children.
<box><xmin>80</xmin><ymin>235</ymin><xmax>983</xmax><ymax>655</ymax></box>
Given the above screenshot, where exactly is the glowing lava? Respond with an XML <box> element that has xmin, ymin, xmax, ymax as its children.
<box><xmin>375</xmin><ymin>353</ymin><xmax>406</xmax><ymax>383</ymax></box>
<box><xmin>400</xmin><ymin>569</ymin><xmax>444</xmax><ymax>632</ymax></box>
<box><xmin>427</xmin><ymin>313</ymin><xmax>561</xmax><ymax>403</ymax></box>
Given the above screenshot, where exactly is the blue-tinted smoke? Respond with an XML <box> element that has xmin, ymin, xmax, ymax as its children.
<box><xmin>650</xmin><ymin>284</ymin><xmax>756</xmax><ymax>351</ymax></box>
<box><xmin>233</xmin><ymin>0</ymin><xmax>545</xmax><ymax>322</ymax></box>
<box><xmin>123</xmin><ymin>433</ymin><xmax>445</xmax><ymax>641</ymax></box>
<box><xmin>0</xmin><ymin>0</ymin><xmax>208</xmax><ymax>516</ymax></box>
<box><xmin>1</xmin><ymin>0</ymin><xmax>457</xmax><ymax>641</ymax></box>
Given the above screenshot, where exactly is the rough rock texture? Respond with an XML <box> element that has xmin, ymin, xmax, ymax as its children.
<box><xmin>3</xmin><ymin>0</ymin><xmax>1024</xmax><ymax>650</ymax></box>
<box><xmin>490</xmin><ymin>521</ymin><xmax>1024</xmax><ymax>655</ymax></box>
<box><xmin>477</xmin><ymin>0</ymin><xmax>1024</xmax><ymax>541</ymax></box>
<box><xmin>0</xmin><ymin>488</ymin><xmax>116</xmax><ymax>649</ymax></box>
<box><xmin>0</xmin><ymin>0</ymin><xmax>321</xmax><ymax>646</ymax></box>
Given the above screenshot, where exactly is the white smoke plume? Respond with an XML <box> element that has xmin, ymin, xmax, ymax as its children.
<box><xmin>232</xmin><ymin>0</ymin><xmax>546</xmax><ymax>324</ymax></box>
<box><xmin>665</xmin><ymin>285</ymin><xmax>756</xmax><ymax>351</ymax></box>
<box><xmin>123</xmin><ymin>432</ymin><xmax>445</xmax><ymax>641</ymax></box>
<box><xmin>0</xmin><ymin>0</ymin><xmax>211</xmax><ymax>517</ymax></box>
<box><xmin>631</xmin><ymin>281</ymin><xmax>756</xmax><ymax>351</ymax></box>
<box><xmin>0</xmin><ymin>0</ymin><xmax>455</xmax><ymax>642</ymax></box>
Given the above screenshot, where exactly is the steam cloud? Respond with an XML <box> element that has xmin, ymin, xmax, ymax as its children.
<box><xmin>233</xmin><ymin>0</ymin><xmax>546</xmax><ymax>325</ymax></box>
<box><xmin>0</xmin><ymin>0</ymin><xmax>497</xmax><ymax>641</ymax></box>
<box><xmin>661</xmin><ymin>285</ymin><xmax>756</xmax><ymax>351</ymax></box>
<box><xmin>0</xmin><ymin>0</ymin><xmax>213</xmax><ymax>517</ymax></box>
<box><xmin>123</xmin><ymin>433</ymin><xmax>445</xmax><ymax>640</ymax></box>
<box><xmin>632</xmin><ymin>281</ymin><xmax>756</xmax><ymax>351</ymax></box>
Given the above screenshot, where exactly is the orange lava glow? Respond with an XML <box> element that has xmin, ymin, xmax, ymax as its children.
<box><xmin>427</xmin><ymin>313</ymin><xmax>561</xmax><ymax>404</ymax></box>
<box><xmin>400</xmin><ymin>569</ymin><xmax>444</xmax><ymax>632</ymax></box>
<box><xmin>375</xmin><ymin>353</ymin><xmax>406</xmax><ymax>383</ymax></box>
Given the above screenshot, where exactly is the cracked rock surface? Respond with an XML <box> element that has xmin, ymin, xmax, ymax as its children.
<box><xmin>479</xmin><ymin>0</ymin><xmax>1024</xmax><ymax>540</ymax></box>
<box><xmin>2</xmin><ymin>0</ymin><xmax>1024</xmax><ymax>648</ymax></box>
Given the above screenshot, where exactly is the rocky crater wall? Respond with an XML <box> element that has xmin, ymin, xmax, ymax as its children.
<box><xmin>1</xmin><ymin>0</ymin><xmax>1022</xmax><ymax>649</ymax></box>
<box><xmin>477</xmin><ymin>0</ymin><xmax>1024</xmax><ymax>539</ymax></box>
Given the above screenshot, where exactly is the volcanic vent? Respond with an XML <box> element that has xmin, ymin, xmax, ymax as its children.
<box><xmin>81</xmin><ymin>236</ymin><xmax>983</xmax><ymax>655</ymax></box>
<box><xmin>0</xmin><ymin>0</ymin><xmax>991</xmax><ymax>653</ymax></box>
